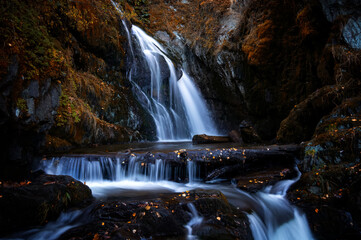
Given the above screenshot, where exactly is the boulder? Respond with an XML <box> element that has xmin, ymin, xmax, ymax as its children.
<box><xmin>287</xmin><ymin>165</ymin><xmax>361</xmax><ymax>240</ymax></box>
<box><xmin>0</xmin><ymin>173</ymin><xmax>93</xmax><ymax>236</ymax></box>
<box><xmin>59</xmin><ymin>190</ymin><xmax>252</xmax><ymax>240</ymax></box>
<box><xmin>287</xmin><ymin>97</ymin><xmax>361</xmax><ymax>239</ymax></box>
<box><xmin>237</xmin><ymin>168</ymin><xmax>297</xmax><ymax>193</ymax></box>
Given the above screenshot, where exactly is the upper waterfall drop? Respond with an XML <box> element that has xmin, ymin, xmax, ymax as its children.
<box><xmin>178</xmin><ymin>72</ymin><xmax>219</xmax><ymax>136</ymax></box>
<box><xmin>111</xmin><ymin>0</ymin><xmax>219</xmax><ymax>141</ymax></box>
<box><xmin>128</xmin><ymin>24</ymin><xmax>219</xmax><ymax>141</ymax></box>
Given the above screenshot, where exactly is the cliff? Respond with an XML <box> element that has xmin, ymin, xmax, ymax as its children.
<box><xmin>0</xmin><ymin>0</ymin><xmax>156</xmax><ymax>179</ymax></box>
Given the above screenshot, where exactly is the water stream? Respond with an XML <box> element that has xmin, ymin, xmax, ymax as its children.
<box><xmin>29</xmin><ymin>155</ymin><xmax>315</xmax><ymax>240</ymax></box>
<box><xmin>185</xmin><ymin>203</ymin><xmax>203</xmax><ymax>240</ymax></box>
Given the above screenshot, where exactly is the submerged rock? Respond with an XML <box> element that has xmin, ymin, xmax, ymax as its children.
<box><xmin>0</xmin><ymin>173</ymin><xmax>93</xmax><ymax>236</ymax></box>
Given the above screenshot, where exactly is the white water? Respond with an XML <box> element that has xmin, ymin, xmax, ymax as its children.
<box><xmin>37</xmin><ymin>157</ymin><xmax>314</xmax><ymax>239</ymax></box>
<box><xmin>131</xmin><ymin>25</ymin><xmax>219</xmax><ymax>140</ymax></box>
<box><xmin>41</xmin><ymin>156</ymin><xmax>201</xmax><ymax>184</ymax></box>
<box><xmin>185</xmin><ymin>203</ymin><xmax>203</xmax><ymax>240</ymax></box>
<box><xmin>178</xmin><ymin>72</ymin><xmax>219</xmax><ymax>136</ymax></box>
<box><xmin>245</xmin><ymin>170</ymin><xmax>314</xmax><ymax>240</ymax></box>
<box><xmin>111</xmin><ymin>1</ymin><xmax>219</xmax><ymax>140</ymax></box>
<box><xmin>4</xmin><ymin>210</ymin><xmax>83</xmax><ymax>240</ymax></box>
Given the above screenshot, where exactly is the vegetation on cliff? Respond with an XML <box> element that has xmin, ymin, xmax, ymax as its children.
<box><xmin>0</xmin><ymin>0</ymin><xmax>157</xmax><ymax>179</ymax></box>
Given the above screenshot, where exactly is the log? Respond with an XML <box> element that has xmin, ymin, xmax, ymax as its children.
<box><xmin>192</xmin><ymin>134</ymin><xmax>231</xmax><ymax>144</ymax></box>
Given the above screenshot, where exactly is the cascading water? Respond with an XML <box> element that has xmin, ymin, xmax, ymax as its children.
<box><xmin>246</xmin><ymin>172</ymin><xmax>314</xmax><ymax>240</ymax></box>
<box><xmin>178</xmin><ymin>72</ymin><xmax>219</xmax><ymax>137</ymax></box>
<box><xmin>185</xmin><ymin>203</ymin><xmax>203</xmax><ymax>240</ymax></box>
<box><xmin>111</xmin><ymin>1</ymin><xmax>219</xmax><ymax>141</ymax></box>
<box><xmin>42</xmin><ymin>156</ymin><xmax>186</xmax><ymax>183</ymax></box>
<box><xmin>131</xmin><ymin>26</ymin><xmax>220</xmax><ymax>140</ymax></box>
<box><xmin>35</xmin><ymin>156</ymin><xmax>315</xmax><ymax>240</ymax></box>
<box><xmin>5</xmin><ymin>210</ymin><xmax>84</xmax><ymax>240</ymax></box>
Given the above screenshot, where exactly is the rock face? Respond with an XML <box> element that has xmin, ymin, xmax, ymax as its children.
<box><xmin>287</xmin><ymin>96</ymin><xmax>361</xmax><ymax>239</ymax></box>
<box><xmin>0</xmin><ymin>0</ymin><xmax>157</xmax><ymax>180</ymax></box>
<box><xmin>0</xmin><ymin>173</ymin><xmax>93</xmax><ymax>236</ymax></box>
<box><xmin>144</xmin><ymin>0</ymin><xmax>361</xmax><ymax>142</ymax></box>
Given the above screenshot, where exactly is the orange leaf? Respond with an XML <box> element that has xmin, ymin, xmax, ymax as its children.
<box><xmin>93</xmin><ymin>233</ymin><xmax>99</xmax><ymax>240</ymax></box>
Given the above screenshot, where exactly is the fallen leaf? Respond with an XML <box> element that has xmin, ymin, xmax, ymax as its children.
<box><xmin>43</xmin><ymin>181</ymin><xmax>56</xmax><ymax>185</ymax></box>
<box><xmin>93</xmin><ymin>233</ymin><xmax>100</xmax><ymax>240</ymax></box>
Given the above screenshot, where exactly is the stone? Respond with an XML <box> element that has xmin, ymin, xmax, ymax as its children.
<box><xmin>0</xmin><ymin>173</ymin><xmax>93</xmax><ymax>236</ymax></box>
<box><xmin>343</xmin><ymin>16</ymin><xmax>361</xmax><ymax>49</ymax></box>
<box><xmin>59</xmin><ymin>190</ymin><xmax>252</xmax><ymax>240</ymax></box>
<box><xmin>229</xmin><ymin>129</ymin><xmax>243</xmax><ymax>143</ymax></box>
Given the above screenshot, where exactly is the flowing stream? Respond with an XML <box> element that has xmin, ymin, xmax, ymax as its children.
<box><xmin>22</xmin><ymin>155</ymin><xmax>315</xmax><ymax>240</ymax></box>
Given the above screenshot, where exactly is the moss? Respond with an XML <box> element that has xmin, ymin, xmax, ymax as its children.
<box><xmin>37</xmin><ymin>201</ymin><xmax>51</xmax><ymax>225</ymax></box>
<box><xmin>16</xmin><ymin>98</ymin><xmax>27</xmax><ymax>112</ymax></box>
<box><xmin>55</xmin><ymin>88</ymin><xmax>81</xmax><ymax>127</ymax></box>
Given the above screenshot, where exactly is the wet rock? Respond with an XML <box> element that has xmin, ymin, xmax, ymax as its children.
<box><xmin>286</xmin><ymin>96</ymin><xmax>361</xmax><ymax>239</ymax></box>
<box><xmin>192</xmin><ymin>134</ymin><xmax>231</xmax><ymax>144</ymax></box>
<box><xmin>343</xmin><ymin>16</ymin><xmax>361</xmax><ymax>49</ymax></box>
<box><xmin>229</xmin><ymin>130</ymin><xmax>243</xmax><ymax>143</ymax></box>
<box><xmin>59</xmin><ymin>190</ymin><xmax>252</xmax><ymax>240</ymax></box>
<box><xmin>0</xmin><ymin>173</ymin><xmax>93</xmax><ymax>236</ymax></box>
<box><xmin>302</xmin><ymin>96</ymin><xmax>361</xmax><ymax>171</ymax></box>
<box><xmin>287</xmin><ymin>164</ymin><xmax>361</xmax><ymax>240</ymax></box>
<box><xmin>0</xmin><ymin>0</ymin><xmax>157</xmax><ymax>180</ymax></box>
<box><xmin>319</xmin><ymin>0</ymin><xmax>361</xmax><ymax>22</ymax></box>
<box><xmin>237</xmin><ymin>168</ymin><xmax>296</xmax><ymax>193</ymax></box>
<box><xmin>277</xmin><ymin>85</ymin><xmax>345</xmax><ymax>143</ymax></box>
<box><xmin>239</xmin><ymin>121</ymin><xmax>262</xmax><ymax>144</ymax></box>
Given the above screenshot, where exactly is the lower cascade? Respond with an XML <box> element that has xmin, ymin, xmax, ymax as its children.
<box><xmin>185</xmin><ymin>203</ymin><xmax>203</xmax><ymax>240</ymax></box>
<box><xmin>20</xmin><ymin>155</ymin><xmax>315</xmax><ymax>240</ymax></box>
<box><xmin>245</xmin><ymin>173</ymin><xmax>314</xmax><ymax>240</ymax></box>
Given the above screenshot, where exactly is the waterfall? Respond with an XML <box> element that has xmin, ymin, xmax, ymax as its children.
<box><xmin>41</xmin><ymin>156</ymin><xmax>199</xmax><ymax>183</ymax></box>
<box><xmin>111</xmin><ymin>1</ymin><xmax>218</xmax><ymax>141</ymax></box>
<box><xmin>178</xmin><ymin>72</ymin><xmax>219</xmax><ymax>136</ymax></box>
